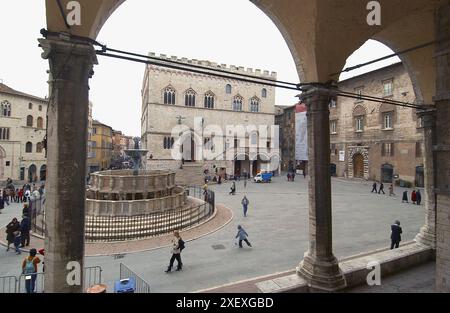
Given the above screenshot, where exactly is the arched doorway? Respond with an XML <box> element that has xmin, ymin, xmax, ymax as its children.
<box><xmin>40</xmin><ymin>165</ymin><xmax>47</xmax><ymax>181</ymax></box>
<box><xmin>381</xmin><ymin>164</ymin><xmax>394</xmax><ymax>183</ymax></box>
<box><xmin>415</xmin><ymin>165</ymin><xmax>424</xmax><ymax>188</ymax></box>
<box><xmin>28</xmin><ymin>164</ymin><xmax>37</xmax><ymax>183</ymax></box>
<box><xmin>353</xmin><ymin>154</ymin><xmax>364</xmax><ymax>178</ymax></box>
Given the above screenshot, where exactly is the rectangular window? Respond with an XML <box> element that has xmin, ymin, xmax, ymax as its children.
<box><xmin>383</xmin><ymin>79</ymin><xmax>393</xmax><ymax>97</ymax></box>
<box><xmin>383</xmin><ymin>112</ymin><xmax>393</xmax><ymax>129</ymax></box>
<box><xmin>416</xmin><ymin>142</ymin><xmax>423</xmax><ymax>158</ymax></box>
<box><xmin>5</xmin><ymin>161</ymin><xmax>10</xmax><ymax>166</ymax></box>
<box><xmin>330</xmin><ymin>120</ymin><xmax>337</xmax><ymax>134</ymax></box>
<box><xmin>329</xmin><ymin>98</ymin><xmax>337</xmax><ymax>108</ymax></box>
<box><xmin>28</xmin><ymin>103</ymin><xmax>33</xmax><ymax>110</ymax></box>
<box><xmin>355</xmin><ymin>117</ymin><xmax>364</xmax><ymax>132</ymax></box>
<box><xmin>331</xmin><ymin>144</ymin><xmax>336</xmax><ymax>155</ymax></box>
<box><xmin>382</xmin><ymin>143</ymin><xmax>394</xmax><ymax>157</ymax></box>
<box><xmin>0</xmin><ymin>127</ymin><xmax>10</xmax><ymax>140</ymax></box>
<box><xmin>354</xmin><ymin>87</ymin><xmax>364</xmax><ymax>103</ymax></box>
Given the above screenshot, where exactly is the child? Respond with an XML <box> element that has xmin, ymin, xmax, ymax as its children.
<box><xmin>13</xmin><ymin>230</ymin><xmax>22</xmax><ymax>255</ymax></box>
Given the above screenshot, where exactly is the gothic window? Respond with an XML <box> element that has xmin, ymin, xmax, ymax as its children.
<box><xmin>163</xmin><ymin>86</ymin><xmax>176</xmax><ymax>105</ymax></box>
<box><xmin>39</xmin><ymin>105</ymin><xmax>43</xmax><ymax>111</ymax></box>
<box><xmin>37</xmin><ymin>117</ymin><xmax>44</xmax><ymax>129</ymax></box>
<box><xmin>226</xmin><ymin>84</ymin><xmax>232</xmax><ymax>94</ymax></box>
<box><xmin>250</xmin><ymin>97</ymin><xmax>260</xmax><ymax>113</ymax></box>
<box><xmin>1</xmin><ymin>101</ymin><xmax>11</xmax><ymax>117</ymax></box>
<box><xmin>262</xmin><ymin>88</ymin><xmax>267</xmax><ymax>98</ymax></box>
<box><xmin>232</xmin><ymin>95</ymin><xmax>243</xmax><ymax>111</ymax></box>
<box><xmin>26</xmin><ymin>115</ymin><xmax>33</xmax><ymax>127</ymax></box>
<box><xmin>204</xmin><ymin>91</ymin><xmax>215</xmax><ymax>109</ymax></box>
<box><xmin>36</xmin><ymin>142</ymin><xmax>43</xmax><ymax>153</ymax></box>
<box><xmin>28</xmin><ymin>103</ymin><xmax>33</xmax><ymax>110</ymax></box>
<box><xmin>184</xmin><ymin>89</ymin><xmax>196</xmax><ymax>107</ymax></box>
<box><xmin>26</xmin><ymin>142</ymin><xmax>32</xmax><ymax>153</ymax></box>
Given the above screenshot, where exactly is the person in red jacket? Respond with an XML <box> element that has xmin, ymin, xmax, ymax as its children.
<box><xmin>411</xmin><ymin>190</ymin><xmax>417</xmax><ymax>204</ymax></box>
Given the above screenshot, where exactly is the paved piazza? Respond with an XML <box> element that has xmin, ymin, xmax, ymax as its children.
<box><xmin>0</xmin><ymin>175</ymin><xmax>424</xmax><ymax>292</ymax></box>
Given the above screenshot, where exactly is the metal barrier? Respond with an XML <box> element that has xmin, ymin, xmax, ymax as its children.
<box><xmin>18</xmin><ymin>273</ymin><xmax>45</xmax><ymax>293</ymax></box>
<box><xmin>30</xmin><ymin>195</ymin><xmax>46</xmax><ymax>236</ymax></box>
<box><xmin>13</xmin><ymin>266</ymin><xmax>102</xmax><ymax>293</ymax></box>
<box><xmin>119</xmin><ymin>263</ymin><xmax>151</xmax><ymax>293</ymax></box>
<box><xmin>0</xmin><ymin>276</ymin><xmax>17</xmax><ymax>293</ymax></box>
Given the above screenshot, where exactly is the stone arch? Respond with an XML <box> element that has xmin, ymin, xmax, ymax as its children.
<box><xmin>348</xmin><ymin>146</ymin><xmax>369</xmax><ymax>180</ymax></box>
<box><xmin>0</xmin><ymin>145</ymin><xmax>5</xmax><ymax>180</ymax></box>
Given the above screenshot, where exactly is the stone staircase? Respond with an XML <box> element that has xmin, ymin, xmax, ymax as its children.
<box><xmin>175</xmin><ymin>163</ymin><xmax>204</xmax><ymax>187</ymax></box>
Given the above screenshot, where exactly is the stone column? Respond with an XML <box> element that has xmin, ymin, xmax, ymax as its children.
<box><xmin>435</xmin><ymin>3</ymin><xmax>450</xmax><ymax>293</ymax></box>
<box><xmin>39</xmin><ymin>37</ymin><xmax>97</xmax><ymax>293</ymax></box>
<box><xmin>297</xmin><ymin>86</ymin><xmax>346</xmax><ymax>291</ymax></box>
<box><xmin>414</xmin><ymin>110</ymin><xmax>437</xmax><ymax>249</ymax></box>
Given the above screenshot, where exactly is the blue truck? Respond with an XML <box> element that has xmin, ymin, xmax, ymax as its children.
<box><xmin>253</xmin><ymin>172</ymin><xmax>273</xmax><ymax>183</ymax></box>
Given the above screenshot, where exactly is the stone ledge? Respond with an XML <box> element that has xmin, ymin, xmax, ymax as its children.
<box><xmin>255</xmin><ymin>241</ymin><xmax>433</xmax><ymax>293</ymax></box>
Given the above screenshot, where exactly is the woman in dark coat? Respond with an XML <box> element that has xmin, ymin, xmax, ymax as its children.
<box><xmin>402</xmin><ymin>191</ymin><xmax>408</xmax><ymax>203</ymax></box>
<box><xmin>6</xmin><ymin>218</ymin><xmax>20</xmax><ymax>251</ymax></box>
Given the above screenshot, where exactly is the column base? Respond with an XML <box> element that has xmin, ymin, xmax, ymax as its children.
<box><xmin>297</xmin><ymin>252</ymin><xmax>347</xmax><ymax>292</ymax></box>
<box><xmin>415</xmin><ymin>225</ymin><xmax>436</xmax><ymax>250</ymax></box>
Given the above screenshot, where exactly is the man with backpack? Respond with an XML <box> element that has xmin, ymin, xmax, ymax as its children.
<box><xmin>165</xmin><ymin>231</ymin><xmax>184</xmax><ymax>273</ymax></box>
<box><xmin>21</xmin><ymin>249</ymin><xmax>41</xmax><ymax>293</ymax></box>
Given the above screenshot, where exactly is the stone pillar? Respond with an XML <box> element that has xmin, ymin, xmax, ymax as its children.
<box><xmin>435</xmin><ymin>3</ymin><xmax>450</xmax><ymax>293</ymax></box>
<box><xmin>297</xmin><ymin>86</ymin><xmax>346</xmax><ymax>291</ymax></box>
<box><xmin>414</xmin><ymin>110</ymin><xmax>437</xmax><ymax>249</ymax></box>
<box><xmin>39</xmin><ymin>37</ymin><xmax>97</xmax><ymax>293</ymax></box>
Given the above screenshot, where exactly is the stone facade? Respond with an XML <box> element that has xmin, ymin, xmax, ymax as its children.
<box><xmin>275</xmin><ymin>105</ymin><xmax>296</xmax><ymax>171</ymax></box>
<box><xmin>141</xmin><ymin>53</ymin><xmax>278</xmax><ymax>177</ymax></box>
<box><xmin>0</xmin><ymin>83</ymin><xmax>47</xmax><ymax>182</ymax></box>
<box><xmin>91</xmin><ymin>120</ymin><xmax>113</xmax><ymax>171</ymax></box>
<box><xmin>329</xmin><ymin>62</ymin><xmax>424</xmax><ymax>184</ymax></box>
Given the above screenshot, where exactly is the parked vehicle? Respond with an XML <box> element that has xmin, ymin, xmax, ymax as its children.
<box><xmin>253</xmin><ymin>172</ymin><xmax>273</xmax><ymax>183</ymax></box>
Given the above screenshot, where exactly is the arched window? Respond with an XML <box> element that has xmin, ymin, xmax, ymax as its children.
<box><xmin>204</xmin><ymin>91</ymin><xmax>215</xmax><ymax>109</ymax></box>
<box><xmin>26</xmin><ymin>115</ymin><xmax>33</xmax><ymax>127</ymax></box>
<box><xmin>37</xmin><ymin>117</ymin><xmax>44</xmax><ymax>129</ymax></box>
<box><xmin>232</xmin><ymin>95</ymin><xmax>243</xmax><ymax>111</ymax></box>
<box><xmin>25</xmin><ymin>142</ymin><xmax>33</xmax><ymax>153</ymax></box>
<box><xmin>184</xmin><ymin>89</ymin><xmax>196</xmax><ymax>107</ymax></box>
<box><xmin>36</xmin><ymin>142</ymin><xmax>43</xmax><ymax>153</ymax></box>
<box><xmin>163</xmin><ymin>86</ymin><xmax>176</xmax><ymax>105</ymax></box>
<box><xmin>1</xmin><ymin>101</ymin><xmax>11</xmax><ymax>117</ymax></box>
<box><xmin>250</xmin><ymin>97</ymin><xmax>260</xmax><ymax>112</ymax></box>
<box><xmin>226</xmin><ymin>84</ymin><xmax>232</xmax><ymax>94</ymax></box>
<box><xmin>262</xmin><ymin>88</ymin><xmax>267</xmax><ymax>98</ymax></box>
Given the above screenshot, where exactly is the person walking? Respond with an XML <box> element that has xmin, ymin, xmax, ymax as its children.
<box><xmin>389</xmin><ymin>184</ymin><xmax>395</xmax><ymax>196</ymax></box>
<box><xmin>371</xmin><ymin>182</ymin><xmax>378</xmax><ymax>193</ymax></box>
<box><xmin>402</xmin><ymin>190</ymin><xmax>409</xmax><ymax>203</ymax></box>
<box><xmin>20</xmin><ymin>215</ymin><xmax>31</xmax><ymax>247</ymax></box>
<box><xmin>416</xmin><ymin>189</ymin><xmax>422</xmax><ymax>205</ymax></box>
<box><xmin>378</xmin><ymin>182</ymin><xmax>385</xmax><ymax>194</ymax></box>
<box><xmin>24</xmin><ymin>189</ymin><xmax>31</xmax><ymax>203</ymax></box>
<box><xmin>21</xmin><ymin>249</ymin><xmax>41</xmax><ymax>293</ymax></box>
<box><xmin>22</xmin><ymin>203</ymin><xmax>30</xmax><ymax>217</ymax></box>
<box><xmin>241</xmin><ymin>196</ymin><xmax>249</xmax><ymax>217</ymax></box>
<box><xmin>235</xmin><ymin>225</ymin><xmax>252</xmax><ymax>248</ymax></box>
<box><xmin>411</xmin><ymin>190</ymin><xmax>417</xmax><ymax>204</ymax></box>
<box><xmin>18</xmin><ymin>188</ymin><xmax>24</xmax><ymax>203</ymax></box>
<box><xmin>2</xmin><ymin>189</ymin><xmax>10</xmax><ymax>206</ymax></box>
<box><xmin>0</xmin><ymin>194</ymin><xmax>4</xmax><ymax>214</ymax></box>
<box><xmin>165</xmin><ymin>231</ymin><xmax>183</xmax><ymax>273</ymax></box>
<box><xmin>6</xmin><ymin>218</ymin><xmax>20</xmax><ymax>252</ymax></box>
<box><xmin>390</xmin><ymin>220</ymin><xmax>403</xmax><ymax>249</ymax></box>
<box><xmin>229</xmin><ymin>181</ymin><xmax>236</xmax><ymax>195</ymax></box>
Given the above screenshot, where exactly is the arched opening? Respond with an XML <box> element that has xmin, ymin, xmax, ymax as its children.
<box><xmin>37</xmin><ymin>117</ymin><xmax>44</xmax><ymax>129</ymax></box>
<box><xmin>0</xmin><ymin>145</ymin><xmax>5</xmax><ymax>180</ymax></box>
<box><xmin>40</xmin><ymin>164</ymin><xmax>47</xmax><ymax>181</ymax></box>
<box><xmin>26</xmin><ymin>115</ymin><xmax>33</xmax><ymax>127</ymax></box>
<box><xmin>28</xmin><ymin>164</ymin><xmax>37</xmax><ymax>183</ymax></box>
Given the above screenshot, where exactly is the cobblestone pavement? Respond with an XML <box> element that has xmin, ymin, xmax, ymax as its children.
<box><xmin>0</xmin><ymin>176</ymin><xmax>425</xmax><ymax>293</ymax></box>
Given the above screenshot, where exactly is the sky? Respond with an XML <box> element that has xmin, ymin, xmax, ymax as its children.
<box><xmin>0</xmin><ymin>0</ymin><xmax>400</xmax><ymax>137</ymax></box>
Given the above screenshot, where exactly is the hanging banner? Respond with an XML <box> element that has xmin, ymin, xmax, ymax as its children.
<box><xmin>295</xmin><ymin>103</ymin><xmax>308</xmax><ymax>161</ymax></box>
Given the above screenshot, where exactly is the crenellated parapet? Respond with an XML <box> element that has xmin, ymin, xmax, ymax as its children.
<box><xmin>148</xmin><ymin>52</ymin><xmax>277</xmax><ymax>79</ymax></box>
